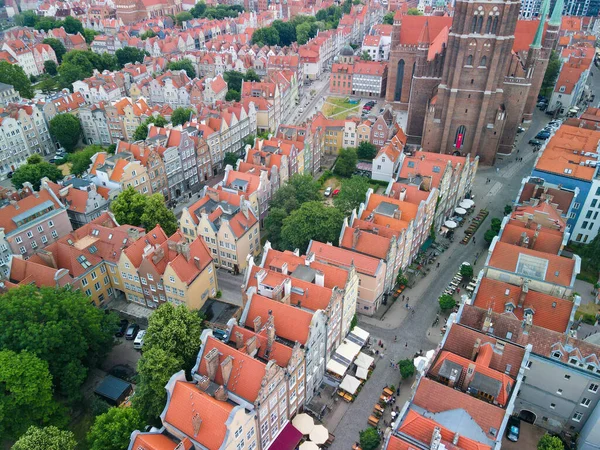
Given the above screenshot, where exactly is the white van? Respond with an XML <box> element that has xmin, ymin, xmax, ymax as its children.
<box><xmin>133</xmin><ymin>330</ymin><xmax>146</xmax><ymax>350</ymax></box>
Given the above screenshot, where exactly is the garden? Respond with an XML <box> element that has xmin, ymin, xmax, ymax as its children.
<box><xmin>322</xmin><ymin>96</ymin><xmax>360</xmax><ymax>119</ymax></box>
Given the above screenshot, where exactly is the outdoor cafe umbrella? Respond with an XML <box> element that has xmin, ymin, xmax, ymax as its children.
<box><xmin>455</xmin><ymin>207</ymin><xmax>467</xmax><ymax>215</ymax></box>
<box><xmin>293</xmin><ymin>413</ymin><xmax>315</xmax><ymax>435</ymax></box>
<box><xmin>299</xmin><ymin>441</ymin><xmax>320</xmax><ymax>450</ymax></box>
<box><xmin>309</xmin><ymin>425</ymin><xmax>329</xmax><ymax>445</ymax></box>
<box><xmin>460</xmin><ymin>199</ymin><xmax>474</xmax><ymax>209</ymax></box>
<box><xmin>444</xmin><ymin>220</ymin><xmax>457</xmax><ymax>229</ymax></box>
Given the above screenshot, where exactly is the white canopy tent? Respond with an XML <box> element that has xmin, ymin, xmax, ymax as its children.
<box><xmin>455</xmin><ymin>207</ymin><xmax>467</xmax><ymax>215</ymax></box>
<box><xmin>336</xmin><ymin>340</ymin><xmax>362</xmax><ymax>362</ymax></box>
<box><xmin>354</xmin><ymin>352</ymin><xmax>375</xmax><ymax>369</ymax></box>
<box><xmin>299</xmin><ymin>442</ymin><xmax>319</xmax><ymax>450</ymax></box>
<box><xmin>460</xmin><ymin>199</ymin><xmax>474</xmax><ymax>209</ymax></box>
<box><xmin>309</xmin><ymin>425</ymin><xmax>329</xmax><ymax>445</ymax></box>
<box><xmin>326</xmin><ymin>359</ymin><xmax>347</xmax><ymax>377</ymax></box>
<box><xmin>349</xmin><ymin>326</ymin><xmax>370</xmax><ymax>345</ymax></box>
<box><xmin>356</xmin><ymin>366</ymin><xmax>369</xmax><ymax>380</ymax></box>
<box><xmin>339</xmin><ymin>375</ymin><xmax>361</xmax><ymax>395</ymax></box>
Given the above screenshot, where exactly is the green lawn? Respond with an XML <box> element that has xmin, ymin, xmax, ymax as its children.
<box><xmin>322</xmin><ymin>97</ymin><xmax>359</xmax><ymax>118</ymax></box>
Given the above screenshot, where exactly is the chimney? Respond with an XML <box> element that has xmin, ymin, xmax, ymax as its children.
<box><xmin>197</xmin><ymin>375</ymin><xmax>210</xmax><ymax>391</ymax></box>
<box><xmin>252</xmin><ymin>152</ymin><xmax>261</xmax><ymax>165</ymax></box>
<box><xmin>518</xmin><ymin>279</ymin><xmax>529</xmax><ymax>308</ymax></box>
<box><xmin>523</xmin><ymin>314</ymin><xmax>533</xmax><ymax>334</ymax></box>
<box><xmin>281</xmin><ymin>262</ymin><xmax>288</xmax><ymax>275</ymax></box>
<box><xmin>463</xmin><ymin>363</ymin><xmax>477</xmax><ymax>389</ymax></box>
<box><xmin>235</xmin><ymin>331</ymin><xmax>244</xmax><ymax>349</ymax></box>
<box><xmin>9</xmin><ymin>200</ymin><xmax>18</xmax><ymax>209</ymax></box>
<box><xmin>265</xmin><ymin>314</ymin><xmax>275</xmax><ymax>358</ymax></box>
<box><xmin>483</xmin><ymin>308</ymin><xmax>493</xmax><ymax>332</ymax></box>
<box><xmin>283</xmin><ymin>277</ymin><xmax>292</xmax><ymax>298</ymax></box>
<box><xmin>399</xmin><ymin>187</ymin><xmax>406</xmax><ymax>202</ymax></box>
<box><xmin>531</xmin><ymin>224</ymin><xmax>541</xmax><ymax>248</ymax></box>
<box><xmin>178</xmin><ymin>242</ymin><xmax>191</xmax><ymax>261</ymax></box>
<box><xmin>214</xmin><ymin>385</ymin><xmax>229</xmax><ymax>402</ymax></box>
<box><xmin>246</xmin><ymin>335</ymin><xmax>258</xmax><ymax>356</ymax></box>
<box><xmin>220</xmin><ymin>355</ymin><xmax>234</xmax><ymax>386</ymax></box>
<box><xmin>194</xmin><ymin>256</ymin><xmax>201</xmax><ymax>269</ymax></box>
<box><xmin>253</xmin><ymin>316</ymin><xmax>262</xmax><ymax>332</ymax></box>
<box><xmin>315</xmin><ymin>269</ymin><xmax>324</xmax><ymax>287</ymax></box>
<box><xmin>352</xmin><ymin>227</ymin><xmax>360</xmax><ymax>249</ymax></box>
<box><xmin>393</xmin><ymin>208</ymin><xmax>402</xmax><ymax>220</ymax></box>
<box><xmin>525</xmin><ymin>216</ymin><xmax>533</xmax><ymax>229</ymax></box>
<box><xmin>151</xmin><ymin>246</ymin><xmax>165</xmax><ymax>264</ymax></box>
<box><xmin>204</xmin><ymin>347</ymin><xmax>220</xmax><ymax>381</ymax></box>
<box><xmin>452</xmin><ymin>433</ymin><xmax>460</xmax><ymax>445</ymax></box>
<box><xmin>471</xmin><ymin>338</ymin><xmax>481</xmax><ymax>361</ymax></box>
<box><xmin>206</xmin><ymin>188</ymin><xmax>220</xmax><ymax>202</ymax></box>
<box><xmin>127</xmin><ymin>228</ymin><xmax>140</xmax><ymax>241</ymax></box>
<box><xmin>430</xmin><ymin>426</ymin><xmax>442</xmax><ymax>450</ymax></box>
<box><xmin>519</xmin><ymin>232</ymin><xmax>529</xmax><ymax>248</ymax></box>
<box><xmin>192</xmin><ymin>413</ymin><xmax>202</xmax><ymax>437</ymax></box>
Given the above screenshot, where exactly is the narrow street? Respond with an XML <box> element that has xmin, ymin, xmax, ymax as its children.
<box><xmin>327</xmin><ymin>108</ymin><xmax>551</xmax><ymax>449</ymax></box>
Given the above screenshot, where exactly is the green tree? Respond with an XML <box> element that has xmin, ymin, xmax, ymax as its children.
<box><xmin>398</xmin><ymin>358</ymin><xmax>415</xmax><ymax>379</ymax></box>
<box><xmin>438</xmin><ymin>293</ymin><xmax>456</xmax><ymax>311</ymax></box>
<box><xmin>223</xmin><ymin>152</ymin><xmax>239</xmax><ymax>167</ymax></box>
<box><xmin>44</xmin><ymin>59</ymin><xmax>58</xmax><ymax>75</ymax></box>
<box><xmin>115</xmin><ymin>47</ymin><xmax>149</xmax><ymax>67</ymax></box>
<box><xmin>58</xmin><ymin>61</ymin><xmax>85</xmax><ymax>88</ymax></box>
<box><xmin>226</xmin><ymin>89</ymin><xmax>240</xmax><ymax>101</ymax></box>
<box><xmin>244</xmin><ymin>69</ymin><xmax>260</xmax><ymax>82</ymax></box>
<box><xmin>360</xmin><ymin>51</ymin><xmax>372</xmax><ymax>61</ymax></box>
<box><xmin>68</xmin><ymin>145</ymin><xmax>104</xmax><ymax>176</ymax></box>
<box><xmin>483</xmin><ymin>217</ymin><xmax>502</xmax><ymax>244</ymax></box>
<box><xmin>171</xmin><ymin>107</ymin><xmax>194</xmax><ymax>126</ymax></box>
<box><xmin>99</xmin><ymin>52</ymin><xmax>119</xmax><ymax>71</ymax></box>
<box><xmin>224</xmin><ymin>70</ymin><xmax>244</xmax><ymax>92</ymax></box>
<box><xmin>87</xmin><ymin>407</ymin><xmax>145</xmax><ymax>450</ymax></box>
<box><xmin>166</xmin><ymin>59</ymin><xmax>196</xmax><ymax>78</ymax></box>
<box><xmin>133</xmin><ymin>115</ymin><xmax>167</xmax><ymax>141</ymax></box>
<box><xmin>0</xmin><ymin>350</ymin><xmax>64</xmax><ymax>439</ymax></box>
<box><xmin>263</xmin><ymin>207</ymin><xmax>288</xmax><ymax>250</ymax></box>
<box><xmin>504</xmin><ymin>204</ymin><xmax>513</xmax><ymax>215</ymax></box>
<box><xmin>15</xmin><ymin>10</ymin><xmax>39</xmax><ymax>27</ymax></box>
<box><xmin>296</xmin><ymin>22</ymin><xmax>311</xmax><ymax>45</ymax></box>
<box><xmin>359</xmin><ymin>427</ymin><xmax>381</xmax><ymax>450</ymax></box>
<box><xmin>110</xmin><ymin>186</ymin><xmax>147</xmax><ymax>227</ymax></box>
<box><xmin>334</xmin><ymin>147</ymin><xmax>358</xmax><ymax>178</ymax></box>
<box><xmin>190</xmin><ymin>0</ymin><xmax>207</xmax><ymax>17</ymax></box>
<box><xmin>243</xmin><ymin>134</ymin><xmax>256</xmax><ymax>147</ymax></box>
<box><xmin>407</xmin><ymin>7</ymin><xmax>423</xmax><ymax>14</ymax></box>
<box><xmin>252</xmin><ymin>27</ymin><xmax>280</xmax><ymax>46</ymax></box>
<box><xmin>281</xmin><ymin>201</ymin><xmax>344</xmax><ymax>252</ymax></box>
<box><xmin>175</xmin><ymin>11</ymin><xmax>194</xmax><ymax>25</ymax></box>
<box><xmin>460</xmin><ymin>264</ymin><xmax>474</xmax><ymax>279</ymax></box>
<box><xmin>271</xmin><ymin>173</ymin><xmax>321</xmax><ymax>213</ymax></box>
<box><xmin>140</xmin><ymin>29</ymin><xmax>156</xmax><ymax>40</ymax></box>
<box><xmin>396</xmin><ymin>269</ymin><xmax>408</xmax><ymax>287</ymax></box>
<box><xmin>334</xmin><ymin>175</ymin><xmax>370</xmax><ymax>215</ymax></box>
<box><xmin>43</xmin><ymin>38</ymin><xmax>67</xmax><ymax>63</ymax></box>
<box><xmin>357</xmin><ymin>141</ymin><xmax>377</xmax><ymax>160</ymax></box>
<box><xmin>132</xmin><ymin>347</ymin><xmax>182</xmax><ymax>422</ymax></box>
<box><xmin>49</xmin><ymin>113</ymin><xmax>81</xmax><ymax>152</ymax></box>
<box><xmin>0</xmin><ymin>61</ymin><xmax>33</xmax><ymax>98</ymax></box>
<box><xmin>144</xmin><ymin>302</ymin><xmax>204</xmax><ymax>372</ymax></box>
<box><xmin>140</xmin><ymin>194</ymin><xmax>178</xmax><ymax>235</ymax></box>
<box><xmin>0</xmin><ymin>286</ymin><xmax>118</xmax><ymax>400</ymax></box>
<box><xmin>35</xmin><ymin>17</ymin><xmax>63</xmax><ymax>32</ymax></box>
<box><xmin>12</xmin><ymin>425</ymin><xmax>77</xmax><ymax>450</ymax></box>
<box><xmin>383</xmin><ymin>12</ymin><xmax>394</xmax><ymax>24</ymax></box>
<box><xmin>38</xmin><ymin>74</ymin><xmax>58</xmax><ymax>94</ymax></box>
<box><xmin>272</xmin><ymin>20</ymin><xmax>296</xmax><ymax>46</ymax></box>
<box><xmin>83</xmin><ymin>28</ymin><xmax>99</xmax><ymax>44</ymax></box>
<box><xmin>11</xmin><ymin>154</ymin><xmax>64</xmax><ymax>190</ymax></box>
<box><xmin>537</xmin><ymin>434</ymin><xmax>564</xmax><ymax>450</ymax></box>
<box><xmin>63</xmin><ymin>16</ymin><xmax>84</xmax><ymax>34</ymax></box>
<box><xmin>540</xmin><ymin>50</ymin><xmax>560</xmax><ymax>99</ymax></box>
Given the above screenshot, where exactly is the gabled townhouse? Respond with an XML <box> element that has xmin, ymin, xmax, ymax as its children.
<box><xmin>1</xmin><ymin>103</ymin><xmax>55</xmax><ymax>160</ymax></box>
<box><xmin>1</xmin><ymin>39</ymin><xmax>38</xmax><ymax>77</ymax></box>
<box><xmin>73</xmin><ymin>71</ymin><xmax>128</xmax><ymax>104</ymax></box>
<box><xmin>118</xmin><ymin>225</ymin><xmax>217</xmax><ymax>310</ymax></box>
<box><xmin>220</xmin><ymin>165</ymin><xmax>270</xmax><ymax>223</ymax></box>
<box><xmin>41</xmin><ymin>178</ymin><xmax>110</xmax><ymax>229</ymax></box>
<box><xmin>42</xmin><ymin>91</ymin><xmax>87</xmax><ymax>122</ymax></box>
<box><xmin>4</xmin><ymin>256</ymin><xmax>73</xmax><ymax>289</ymax></box>
<box><xmin>179</xmin><ymin>186</ymin><xmax>261</xmax><ymax>273</ymax></box>
<box><xmin>267</xmin><ymin>54</ymin><xmax>303</xmax><ymax>86</ymax></box>
<box><xmin>260</xmin><ymin>242</ymin><xmax>359</xmax><ymax>345</ymax></box>
<box><xmin>277</xmin><ymin>123</ymin><xmax>320</xmax><ymax>176</ymax></box>
<box><xmin>116</xmin><ymin>140</ymin><xmax>170</xmax><ymax>200</ymax></box>
<box><xmin>0</xmin><ymin>184</ymin><xmax>72</xmax><ymax>259</ymax></box>
<box><xmin>32</xmin><ymin>43</ymin><xmax>58</xmax><ymax>75</ymax></box>
<box><xmin>267</xmin><ymin>70</ymin><xmax>298</xmax><ymax>125</ymax></box>
<box><xmin>147</xmin><ymin>70</ymin><xmax>192</xmax><ymax>107</ymax></box>
<box><xmin>79</xmin><ymin>103</ymin><xmax>114</xmax><ymax>146</ymax></box>
<box><xmin>372</xmin><ymin>128</ymin><xmax>406</xmax><ymax>181</ymax></box>
<box><xmin>242</xmin><ymin>80</ymin><xmax>281</xmax><ymax>132</ymax></box>
<box><xmin>240</xmin><ymin>148</ymin><xmax>288</xmax><ymax>194</ymax></box>
<box><xmin>90</xmin><ymin>152</ymin><xmax>152</xmax><ymax>196</ymax></box>
<box><xmin>306</xmin><ymin>240</ymin><xmax>386</xmax><ymax>316</ymax></box>
<box><xmin>203</xmin><ymin>74</ymin><xmax>229</xmax><ymax>104</ymax></box>
<box><xmin>0</xmin><ymin>82</ymin><xmax>20</xmax><ymax>107</ymax></box>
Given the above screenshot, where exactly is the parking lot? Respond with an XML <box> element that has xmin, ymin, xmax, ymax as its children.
<box><xmin>501</xmin><ymin>421</ymin><xmax>546</xmax><ymax>450</ymax></box>
<box><xmin>101</xmin><ymin>332</ymin><xmax>143</xmax><ymax>376</ymax></box>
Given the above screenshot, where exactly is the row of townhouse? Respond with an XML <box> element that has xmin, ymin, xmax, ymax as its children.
<box><xmin>277</xmin><ymin>122</ymin><xmax>322</xmax><ymax>176</ymax></box>
<box><xmin>0</xmin><ymin>40</ymin><xmax>58</xmax><ymax>77</ymax></box>
<box><xmin>360</xmin><ymin>24</ymin><xmax>393</xmax><ymax>62</ymax></box>
<box><xmin>330</xmin><ymin>57</ymin><xmax>389</xmax><ymax>98</ymax></box>
<box><xmin>0</xmin><ymin>103</ymin><xmax>56</xmax><ymax>178</ymax></box>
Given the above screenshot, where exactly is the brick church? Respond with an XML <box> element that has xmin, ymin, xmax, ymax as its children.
<box><xmin>386</xmin><ymin>0</ymin><xmax>563</xmax><ymax>164</ymax></box>
<box><xmin>114</xmin><ymin>0</ymin><xmax>183</xmax><ymax>24</ymax></box>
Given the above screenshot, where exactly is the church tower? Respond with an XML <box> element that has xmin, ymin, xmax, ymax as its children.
<box><xmin>421</xmin><ymin>0</ymin><xmax>521</xmax><ymax>164</ymax></box>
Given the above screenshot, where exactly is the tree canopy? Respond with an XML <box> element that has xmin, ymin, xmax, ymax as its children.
<box><xmin>540</xmin><ymin>50</ymin><xmax>560</xmax><ymax>99</ymax></box>
<box><xmin>223</xmin><ymin>152</ymin><xmax>239</xmax><ymax>167</ymax></box>
<box><xmin>537</xmin><ymin>434</ymin><xmax>564</xmax><ymax>450</ymax></box>
<box><xmin>223</xmin><ymin>69</ymin><xmax>261</xmax><ymax>93</ymax></box>
<box><xmin>42</xmin><ymin>38</ymin><xmax>67</xmax><ymax>63</ymax></box>
<box><xmin>0</xmin><ymin>285</ymin><xmax>118</xmax><ymax>401</ymax></box>
<box><xmin>359</xmin><ymin>427</ymin><xmax>381</xmax><ymax>450</ymax></box>
<box><xmin>334</xmin><ymin>175</ymin><xmax>370</xmax><ymax>215</ymax></box>
<box><xmin>133</xmin><ymin>115</ymin><xmax>167</xmax><ymax>141</ymax></box>
<box><xmin>226</xmin><ymin>89</ymin><xmax>240</xmax><ymax>101</ymax></box>
<box><xmin>0</xmin><ymin>61</ymin><xmax>33</xmax><ymax>98</ymax></box>
<box><xmin>360</xmin><ymin>51</ymin><xmax>372</xmax><ymax>61</ymax></box>
<box><xmin>110</xmin><ymin>187</ymin><xmax>178</xmax><ymax>235</ymax></box>
<box><xmin>12</xmin><ymin>425</ymin><xmax>77</xmax><ymax>450</ymax></box>
<box><xmin>115</xmin><ymin>47</ymin><xmax>150</xmax><ymax>68</ymax></box>
<box><xmin>171</xmin><ymin>107</ymin><xmax>194</xmax><ymax>126</ymax></box>
<box><xmin>166</xmin><ymin>59</ymin><xmax>196</xmax><ymax>78</ymax></box>
<box><xmin>44</xmin><ymin>60</ymin><xmax>58</xmax><ymax>75</ymax></box>
<box><xmin>398</xmin><ymin>358</ymin><xmax>415</xmax><ymax>379</ymax></box>
<box><xmin>383</xmin><ymin>12</ymin><xmax>394</xmax><ymax>24</ymax></box>
<box><xmin>144</xmin><ymin>302</ymin><xmax>204</xmax><ymax>372</ymax></box>
<box><xmin>140</xmin><ymin>29</ymin><xmax>156</xmax><ymax>40</ymax></box>
<box><xmin>357</xmin><ymin>141</ymin><xmax>378</xmax><ymax>160</ymax></box>
<box><xmin>459</xmin><ymin>264</ymin><xmax>474</xmax><ymax>279</ymax></box>
<box><xmin>11</xmin><ymin>154</ymin><xmax>63</xmax><ymax>190</ymax></box>
<box><xmin>49</xmin><ymin>113</ymin><xmax>81</xmax><ymax>152</ymax></box>
<box><xmin>68</xmin><ymin>145</ymin><xmax>105</xmax><ymax>176</ymax></box>
<box><xmin>87</xmin><ymin>407</ymin><xmax>145</xmax><ymax>450</ymax></box>
<box><xmin>175</xmin><ymin>11</ymin><xmax>194</xmax><ymax>25</ymax></box>
<box><xmin>334</xmin><ymin>147</ymin><xmax>358</xmax><ymax>178</ymax></box>
<box><xmin>63</xmin><ymin>16</ymin><xmax>84</xmax><ymax>34</ymax></box>
<box><xmin>0</xmin><ymin>350</ymin><xmax>65</xmax><ymax>439</ymax></box>
<box><xmin>407</xmin><ymin>7</ymin><xmax>423</xmax><ymax>15</ymax></box>
<box><xmin>83</xmin><ymin>28</ymin><xmax>99</xmax><ymax>44</ymax></box>
<box><xmin>438</xmin><ymin>294</ymin><xmax>456</xmax><ymax>311</ymax></box>
<box><xmin>281</xmin><ymin>201</ymin><xmax>344</xmax><ymax>252</ymax></box>
<box><xmin>191</xmin><ymin>2</ymin><xmax>243</xmax><ymax>19</ymax></box>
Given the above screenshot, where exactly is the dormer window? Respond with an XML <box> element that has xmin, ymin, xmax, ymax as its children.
<box><xmin>505</xmin><ymin>303</ymin><xmax>514</xmax><ymax>313</ymax></box>
<box><xmin>559</xmin><ymin>86</ymin><xmax>566</xmax><ymax>93</ymax></box>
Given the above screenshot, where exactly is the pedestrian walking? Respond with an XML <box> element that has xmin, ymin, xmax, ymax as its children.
<box><xmin>496</xmin><ymin>167</ymin><xmax>499</xmax><ymax>173</ymax></box>
<box><xmin>394</xmin><ymin>335</ymin><xmax>397</xmax><ymax>342</ymax></box>
<box><xmin>473</xmin><ymin>237</ymin><xmax>476</xmax><ymax>244</ymax></box>
<box><xmin>405</xmin><ymin>342</ymin><xmax>408</xmax><ymax>348</ymax></box>
<box><xmin>436</xmin><ymin>262</ymin><xmax>440</xmax><ymax>268</ymax></box>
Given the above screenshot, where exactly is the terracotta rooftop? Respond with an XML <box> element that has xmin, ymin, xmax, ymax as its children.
<box><xmin>472</xmin><ymin>277</ymin><xmax>573</xmax><ymax>333</ymax></box>
<box><xmin>365</xmin><ymin>193</ymin><xmax>419</xmax><ymax>222</ymax></box>
<box><xmin>8</xmin><ymin>257</ymin><xmax>73</xmax><ymax>288</ymax></box>
<box><xmin>307</xmin><ymin>240</ymin><xmax>383</xmax><ymax>277</ymax></box>
<box><xmin>229</xmin><ymin>324</ymin><xmax>293</xmax><ymax>368</ymax></box>
<box><xmin>499</xmin><ymin>222</ymin><xmax>563</xmax><ymax>254</ymax></box>
<box><xmin>518</xmin><ymin>182</ymin><xmax>574</xmax><ymax>215</ymax></box>
<box><xmin>0</xmin><ymin>189</ymin><xmax>63</xmax><ymax>234</ymax></box>
<box><xmin>130</xmin><ymin>432</ymin><xmax>191</xmax><ymax>450</ymax></box>
<box><xmin>488</xmin><ymin>241</ymin><xmax>575</xmax><ymax>287</ymax></box>
<box><xmin>340</xmin><ymin>227</ymin><xmax>392</xmax><ymax>260</ymax></box>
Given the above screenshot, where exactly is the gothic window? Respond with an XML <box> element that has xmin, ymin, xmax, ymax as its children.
<box><xmin>394</xmin><ymin>59</ymin><xmax>405</xmax><ymax>102</ymax></box>
<box><xmin>480</xmin><ymin>56</ymin><xmax>487</xmax><ymax>67</ymax></box>
<box><xmin>466</xmin><ymin>54</ymin><xmax>473</xmax><ymax>66</ymax></box>
<box><xmin>486</xmin><ymin>16</ymin><xmax>492</xmax><ymax>33</ymax></box>
<box><xmin>492</xmin><ymin>16</ymin><xmax>499</xmax><ymax>33</ymax></box>
<box><xmin>454</xmin><ymin>125</ymin><xmax>466</xmax><ymax>149</ymax></box>
<box><xmin>471</xmin><ymin>16</ymin><xmax>478</xmax><ymax>33</ymax></box>
<box><xmin>476</xmin><ymin>16</ymin><xmax>483</xmax><ymax>33</ymax></box>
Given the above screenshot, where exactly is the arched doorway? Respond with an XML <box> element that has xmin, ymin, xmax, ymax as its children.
<box><xmin>394</xmin><ymin>60</ymin><xmax>405</xmax><ymax>101</ymax></box>
<box><xmin>519</xmin><ymin>410</ymin><xmax>536</xmax><ymax>424</ymax></box>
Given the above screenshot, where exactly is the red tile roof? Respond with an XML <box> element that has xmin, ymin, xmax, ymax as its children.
<box><xmin>499</xmin><ymin>222</ymin><xmax>563</xmax><ymax>254</ymax></box>
<box><xmin>472</xmin><ymin>277</ymin><xmax>573</xmax><ymax>333</ymax></box>
<box><xmin>0</xmin><ymin>190</ymin><xmax>62</xmax><ymax>234</ymax></box>
<box><xmin>9</xmin><ymin>257</ymin><xmax>72</xmax><ymax>288</ymax></box>
<box><xmin>230</xmin><ymin>325</ymin><xmax>292</xmax><ymax>368</ymax></box>
<box><xmin>340</xmin><ymin>227</ymin><xmax>391</xmax><ymax>260</ymax></box>
<box><xmin>308</xmin><ymin>241</ymin><xmax>382</xmax><ymax>277</ymax></box>
<box><xmin>130</xmin><ymin>433</ymin><xmax>189</xmax><ymax>450</ymax></box>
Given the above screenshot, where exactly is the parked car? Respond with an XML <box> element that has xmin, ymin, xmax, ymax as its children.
<box><xmin>528</xmin><ymin>139</ymin><xmax>541</xmax><ymax>146</ymax></box>
<box><xmin>506</xmin><ymin>417</ymin><xmax>520</xmax><ymax>442</ymax></box>
<box><xmin>332</xmin><ymin>189</ymin><xmax>340</xmax><ymax>196</ymax></box>
<box><xmin>6</xmin><ymin>171</ymin><xmax>13</xmax><ymax>178</ymax></box>
<box><xmin>324</xmin><ymin>187</ymin><xmax>332</xmax><ymax>197</ymax></box>
<box><xmin>535</xmin><ymin>131</ymin><xmax>551</xmax><ymax>140</ymax></box>
<box><xmin>517</xmin><ymin>126</ymin><xmax>525</xmax><ymax>133</ymax></box>
<box><xmin>133</xmin><ymin>330</ymin><xmax>146</xmax><ymax>350</ymax></box>
<box><xmin>115</xmin><ymin>319</ymin><xmax>129</xmax><ymax>337</ymax></box>
<box><xmin>125</xmin><ymin>323</ymin><xmax>140</xmax><ymax>340</ymax></box>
